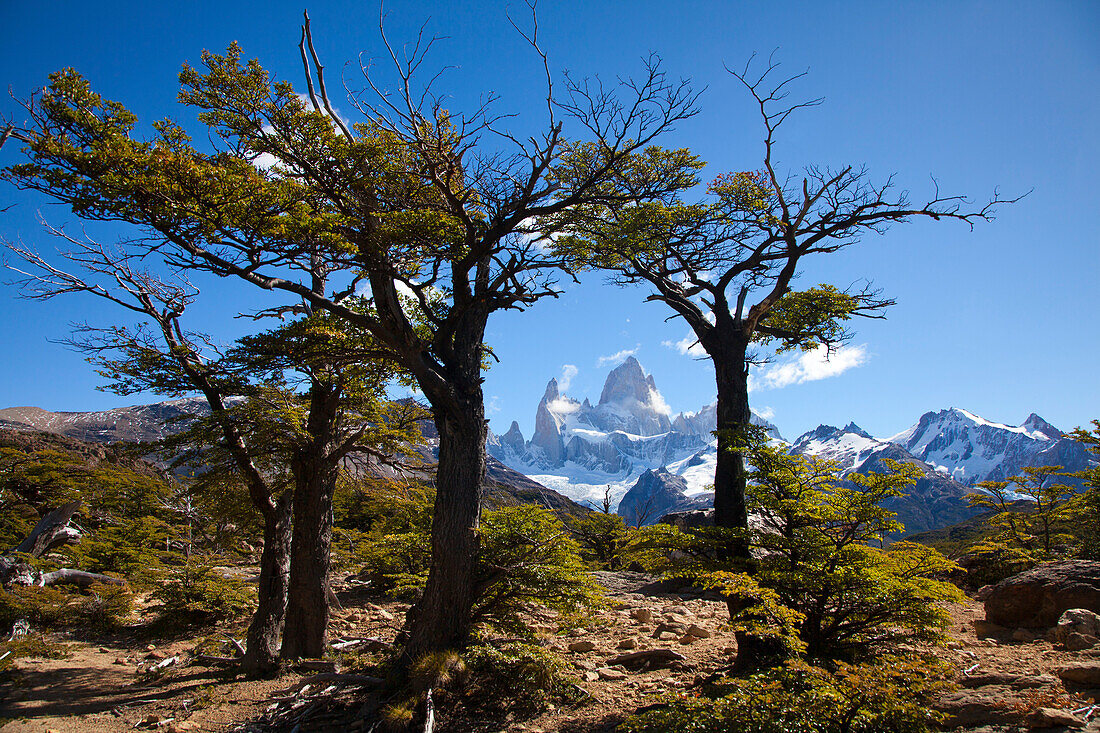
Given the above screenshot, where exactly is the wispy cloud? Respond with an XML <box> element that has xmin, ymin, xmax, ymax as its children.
<box><xmin>487</xmin><ymin>395</ymin><xmax>501</xmax><ymax>415</ymax></box>
<box><xmin>749</xmin><ymin>344</ymin><xmax>868</xmax><ymax>391</ymax></box>
<box><xmin>596</xmin><ymin>346</ymin><xmax>638</xmax><ymax>368</ymax></box>
<box><xmin>559</xmin><ymin>364</ymin><xmax>578</xmax><ymax>391</ymax></box>
<box><xmin>662</xmin><ymin>335</ymin><xmax>707</xmax><ymax>358</ymax></box>
<box><xmin>755</xmin><ymin>405</ymin><xmax>776</xmax><ymax>420</ymax></box>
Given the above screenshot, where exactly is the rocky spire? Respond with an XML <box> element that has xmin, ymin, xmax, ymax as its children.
<box><xmin>598</xmin><ymin>356</ymin><xmax>650</xmax><ymax>405</ymax></box>
<box><xmin>529</xmin><ymin>378</ymin><xmax>566</xmax><ymax>466</ymax></box>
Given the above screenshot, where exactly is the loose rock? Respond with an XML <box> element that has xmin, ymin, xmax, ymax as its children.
<box><xmin>1026</xmin><ymin>707</ymin><xmax>1086</xmax><ymax>729</ymax></box>
<box><xmin>1057</xmin><ymin>662</ymin><xmax>1100</xmax><ymax>686</ymax></box>
<box><xmin>686</xmin><ymin>624</ymin><xmax>712</xmax><ymax>639</ymax></box>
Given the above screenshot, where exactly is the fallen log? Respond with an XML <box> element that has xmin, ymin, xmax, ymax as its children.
<box><xmin>1</xmin><ymin>502</ymin><xmax>126</xmax><ymax>590</ymax></box>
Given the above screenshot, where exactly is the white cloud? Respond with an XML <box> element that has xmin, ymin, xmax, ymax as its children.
<box><xmin>649</xmin><ymin>388</ymin><xmax>672</xmax><ymax>416</ymax></box>
<box><xmin>755</xmin><ymin>405</ymin><xmax>776</xmax><ymax>420</ymax></box>
<box><xmin>596</xmin><ymin>347</ymin><xmax>638</xmax><ymax>368</ymax></box>
<box><xmin>547</xmin><ymin>397</ymin><xmax>581</xmax><ymax>415</ymax></box>
<box><xmin>559</xmin><ymin>364</ymin><xmax>578</xmax><ymax>391</ymax></box>
<box><xmin>750</xmin><ymin>344</ymin><xmax>868</xmax><ymax>391</ymax></box>
<box><xmin>662</xmin><ymin>335</ymin><xmax>707</xmax><ymax>358</ymax></box>
<box><xmin>487</xmin><ymin>395</ymin><xmax>501</xmax><ymax>415</ymax></box>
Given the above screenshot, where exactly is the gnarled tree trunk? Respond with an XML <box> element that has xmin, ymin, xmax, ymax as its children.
<box><xmin>243</xmin><ymin>491</ymin><xmax>293</xmax><ymax>676</ymax></box>
<box><xmin>710</xmin><ymin>333</ymin><xmax>753</xmax><ymax>563</ymax></box>
<box><xmin>281</xmin><ymin>384</ymin><xmax>340</xmax><ymax>660</ymax></box>
<box><xmin>402</xmin><ymin>386</ymin><xmax>486</xmax><ymax>661</ymax></box>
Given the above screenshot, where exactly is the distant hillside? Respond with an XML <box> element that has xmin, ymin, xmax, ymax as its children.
<box><xmin>0</xmin><ymin>398</ymin><xmax>210</xmax><ymax>444</ymax></box>
<box><xmin>0</xmin><ymin>398</ymin><xmax>590</xmax><ymax>522</ymax></box>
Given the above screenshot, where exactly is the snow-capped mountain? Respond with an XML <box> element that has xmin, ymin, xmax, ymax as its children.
<box><xmin>616</xmin><ymin>468</ymin><xmax>712</xmax><ymax>526</ymax></box>
<box><xmin>487</xmin><ymin>356</ymin><xmax>781</xmax><ymax>507</ymax></box>
<box><xmin>888</xmin><ymin>408</ymin><xmax>1093</xmax><ymax>486</ymax></box>
<box><xmin>0</xmin><ymin>397</ymin><xmax>212</xmax><ymax>444</ymax></box>
<box><xmin>789</xmin><ymin>423</ymin><xmax>981</xmax><ymax>535</ymax></box>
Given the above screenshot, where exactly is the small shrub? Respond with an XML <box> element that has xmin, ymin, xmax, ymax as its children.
<box><xmin>355</xmin><ymin>530</ymin><xmax>431</xmax><ymax>599</ymax></box>
<box><xmin>473</xmin><ymin>505</ymin><xmax>606</xmax><ymax>635</ymax></box>
<box><xmin>353</xmin><ymin>497</ymin><xmax>605</xmax><ymax>635</ymax></box>
<box><xmin>72</xmin><ymin>582</ymin><xmax>134</xmax><ymax>630</ymax></box>
<box><xmin>0</xmin><ymin>585</ymin><xmax>72</xmax><ymax>630</ymax></box>
<box><xmin>151</xmin><ymin>561</ymin><xmax>254</xmax><ymax>624</ymax></box>
<box><xmin>460</xmin><ymin>641</ymin><xmax>577</xmax><ymax>713</ymax></box>
<box><xmin>958</xmin><ymin>539</ymin><xmax>1039</xmax><ymax>587</ymax></box>
<box><xmin>0</xmin><ymin>633</ymin><xmax>72</xmax><ymax>670</ymax></box>
<box><xmin>0</xmin><ymin>583</ymin><xmax>128</xmax><ymax>632</ymax></box>
<box><xmin>621</xmin><ymin>656</ymin><xmax>954</xmax><ymax>733</ymax></box>
<box><xmin>62</xmin><ymin>516</ymin><xmax>175</xmax><ymax>583</ymax></box>
<box><xmin>681</xmin><ymin>437</ymin><xmax>961</xmax><ymax>661</ymax></box>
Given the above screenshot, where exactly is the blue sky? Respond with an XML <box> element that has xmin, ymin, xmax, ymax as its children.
<box><xmin>1</xmin><ymin>1</ymin><xmax>1097</xmax><ymax>442</ymax></box>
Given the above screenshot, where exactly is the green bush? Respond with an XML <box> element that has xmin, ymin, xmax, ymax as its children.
<box><xmin>349</xmin><ymin>486</ymin><xmax>604</xmax><ymax>636</ymax></box>
<box><xmin>151</xmin><ymin>560</ymin><xmax>254</xmax><ymax>625</ymax></box>
<box><xmin>0</xmin><ymin>633</ymin><xmax>72</xmax><ymax>671</ymax></box>
<box><xmin>355</xmin><ymin>530</ymin><xmax>431</xmax><ymax>599</ymax></box>
<box><xmin>621</xmin><ymin>657</ymin><xmax>954</xmax><ymax>733</ymax></box>
<box><xmin>460</xmin><ymin>641</ymin><xmax>577</xmax><ymax>713</ymax></box>
<box><xmin>570</xmin><ymin>509</ymin><xmax>688</xmax><ymax>573</ymax></box>
<box><xmin>958</xmin><ymin>539</ymin><xmax>1039</xmax><ymax>587</ymax></box>
<box><xmin>0</xmin><ymin>582</ymin><xmax>132</xmax><ymax>632</ymax></box>
<box><xmin>473</xmin><ymin>505</ymin><xmax>605</xmax><ymax>635</ymax></box>
<box><xmin>62</xmin><ymin>516</ymin><xmax>176</xmax><ymax>583</ymax></box>
<box><xmin>678</xmin><ymin>436</ymin><xmax>961</xmax><ymax>661</ymax></box>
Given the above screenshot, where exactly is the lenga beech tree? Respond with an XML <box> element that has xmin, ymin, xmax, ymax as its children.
<box><xmin>3</xmin><ymin>12</ymin><xmax>700</xmax><ymax>660</ymax></box>
<box><xmin>550</xmin><ymin>58</ymin><xmax>1018</xmax><ymax>561</ymax></box>
<box><xmin>9</xmin><ymin>235</ymin><xmax>422</xmax><ymax>671</ymax></box>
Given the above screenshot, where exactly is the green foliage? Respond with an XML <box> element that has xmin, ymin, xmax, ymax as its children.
<box><xmin>472</xmin><ymin>505</ymin><xmax>605</xmax><ymax>635</ymax></box>
<box><xmin>355</xmin><ymin>530</ymin><xmax>432</xmax><ymax>600</ymax></box>
<box><xmin>0</xmin><ymin>634</ymin><xmax>73</xmax><ymax>671</ymax></box>
<box><xmin>0</xmin><ymin>437</ymin><xmax>175</xmax><ymax>548</ymax></box>
<box><xmin>1067</xmin><ymin>421</ymin><xmax>1100</xmax><ymax>560</ymax></box>
<box><xmin>620</xmin><ymin>656</ymin><xmax>954</xmax><ymax>733</ymax></box>
<box><xmin>151</xmin><ymin>560</ymin><xmax>254</xmax><ymax>625</ymax></box>
<box><xmin>958</xmin><ymin>539</ymin><xmax>1039</xmax><ymax>587</ymax></box>
<box><xmin>338</xmin><ymin>479</ymin><xmax>434</xmax><ymax>596</ymax></box>
<box><xmin>61</xmin><ymin>516</ymin><xmax>176</xmax><ymax>582</ymax></box>
<box><xmin>680</xmin><ymin>439</ymin><xmax>960</xmax><ymax>661</ymax></box>
<box><xmin>570</xmin><ymin>509</ymin><xmax>631</xmax><ymax>569</ymax></box>
<box><xmin>460</xmin><ymin>641</ymin><xmax>577</xmax><ymax>713</ymax></box>
<box><xmin>701</xmin><ymin>571</ymin><xmax>807</xmax><ymax>663</ymax></box>
<box><xmin>344</xmin><ymin>482</ymin><xmax>603</xmax><ymax>635</ymax></box>
<box><xmin>0</xmin><ymin>583</ymin><xmax>132</xmax><ymax>632</ymax></box>
<box><xmin>569</xmin><ymin>495</ymin><xmax>687</xmax><ymax>572</ymax></box>
<box><xmin>967</xmin><ymin>466</ymin><xmax>1076</xmax><ymax>556</ymax></box>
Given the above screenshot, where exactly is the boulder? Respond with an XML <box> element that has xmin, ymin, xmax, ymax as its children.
<box><xmin>1056</xmin><ymin>662</ymin><xmax>1100</xmax><ymax>686</ymax></box>
<box><xmin>984</xmin><ymin>561</ymin><xmax>1100</xmax><ymax>628</ymax></box>
<box><xmin>1051</xmin><ymin>608</ymin><xmax>1100</xmax><ymax>647</ymax></box>
<box><xmin>1063</xmin><ymin>633</ymin><xmax>1099</xmax><ymax>651</ymax></box>
<box><xmin>567</xmin><ymin>641</ymin><xmax>597</xmax><ymax>653</ymax></box>
<box><xmin>935</xmin><ymin>689</ymin><xmax>1022</xmax><ymax>727</ymax></box>
<box><xmin>1026</xmin><ymin>707</ymin><xmax>1086</xmax><ymax>729</ymax></box>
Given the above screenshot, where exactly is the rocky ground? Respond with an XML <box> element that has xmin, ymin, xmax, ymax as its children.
<box><xmin>1</xmin><ymin>571</ymin><xmax>1098</xmax><ymax>732</ymax></box>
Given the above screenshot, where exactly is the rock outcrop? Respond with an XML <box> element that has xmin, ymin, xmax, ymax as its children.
<box><xmin>984</xmin><ymin>561</ymin><xmax>1100</xmax><ymax>628</ymax></box>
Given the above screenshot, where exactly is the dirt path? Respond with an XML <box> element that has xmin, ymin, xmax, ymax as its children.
<box><xmin>3</xmin><ymin>573</ymin><xmax>1098</xmax><ymax>732</ymax></box>
<box><xmin>0</xmin><ymin>635</ymin><xmax>298</xmax><ymax>732</ymax></box>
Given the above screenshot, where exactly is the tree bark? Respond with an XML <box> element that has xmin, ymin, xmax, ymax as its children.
<box><xmin>711</xmin><ymin>333</ymin><xmax>753</xmax><ymax>563</ymax></box>
<box><xmin>281</xmin><ymin>383</ymin><xmax>340</xmax><ymax>660</ymax></box>
<box><xmin>243</xmin><ymin>490</ymin><xmax>293</xmax><ymax>676</ymax></box>
<box><xmin>402</xmin><ymin>387</ymin><xmax>487</xmax><ymax>661</ymax></box>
